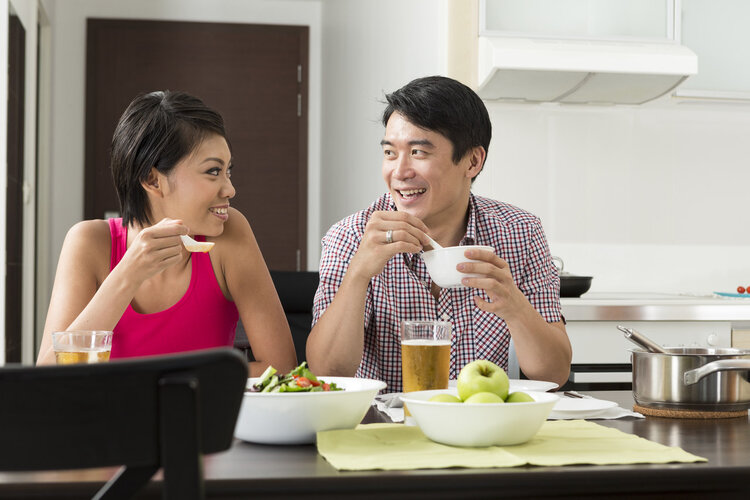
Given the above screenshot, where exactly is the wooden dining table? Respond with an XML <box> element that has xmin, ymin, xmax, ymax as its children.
<box><xmin>1</xmin><ymin>390</ymin><xmax>749</xmax><ymax>499</ymax></box>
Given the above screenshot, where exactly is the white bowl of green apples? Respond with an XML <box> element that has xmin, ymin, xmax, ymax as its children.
<box><xmin>400</xmin><ymin>360</ymin><xmax>558</xmax><ymax>447</ymax></box>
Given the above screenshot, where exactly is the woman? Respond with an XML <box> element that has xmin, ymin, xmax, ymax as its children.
<box><xmin>37</xmin><ymin>90</ymin><xmax>297</xmax><ymax>374</ymax></box>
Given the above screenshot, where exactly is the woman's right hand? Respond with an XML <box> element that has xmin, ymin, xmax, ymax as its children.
<box><xmin>117</xmin><ymin>218</ymin><xmax>189</xmax><ymax>285</ymax></box>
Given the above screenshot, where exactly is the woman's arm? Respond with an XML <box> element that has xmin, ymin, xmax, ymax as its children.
<box><xmin>37</xmin><ymin>219</ymin><xmax>188</xmax><ymax>364</ymax></box>
<box><xmin>219</xmin><ymin>209</ymin><xmax>297</xmax><ymax>376</ymax></box>
<box><xmin>38</xmin><ymin>221</ymin><xmax>124</xmax><ymax>364</ymax></box>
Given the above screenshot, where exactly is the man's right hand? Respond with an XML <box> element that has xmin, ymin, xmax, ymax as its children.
<box><xmin>347</xmin><ymin>211</ymin><xmax>432</xmax><ymax>281</ymax></box>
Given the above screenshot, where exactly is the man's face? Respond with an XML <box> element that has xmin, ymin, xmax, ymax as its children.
<box><xmin>381</xmin><ymin>112</ymin><xmax>480</xmax><ymax>229</ymax></box>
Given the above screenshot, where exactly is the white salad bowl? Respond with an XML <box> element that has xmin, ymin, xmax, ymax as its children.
<box><xmin>234</xmin><ymin>376</ymin><xmax>386</xmax><ymax>445</ymax></box>
<box><xmin>400</xmin><ymin>389</ymin><xmax>558</xmax><ymax>447</ymax></box>
<box><xmin>422</xmin><ymin>245</ymin><xmax>495</xmax><ymax>288</ymax></box>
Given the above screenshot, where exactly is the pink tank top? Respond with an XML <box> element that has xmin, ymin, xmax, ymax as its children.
<box><xmin>108</xmin><ymin>218</ymin><xmax>238</xmax><ymax>358</ymax></box>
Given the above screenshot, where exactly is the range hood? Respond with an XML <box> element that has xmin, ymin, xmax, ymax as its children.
<box><xmin>478</xmin><ymin>37</ymin><xmax>698</xmax><ymax>105</ymax></box>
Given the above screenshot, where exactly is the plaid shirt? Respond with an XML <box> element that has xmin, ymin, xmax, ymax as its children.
<box><xmin>313</xmin><ymin>193</ymin><xmax>562</xmax><ymax>393</ymax></box>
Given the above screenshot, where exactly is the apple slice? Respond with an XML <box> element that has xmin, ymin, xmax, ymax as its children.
<box><xmin>180</xmin><ymin>234</ymin><xmax>215</xmax><ymax>253</ymax></box>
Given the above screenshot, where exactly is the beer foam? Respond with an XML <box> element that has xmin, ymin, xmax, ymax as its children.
<box><xmin>401</xmin><ymin>339</ymin><xmax>450</xmax><ymax>346</ymax></box>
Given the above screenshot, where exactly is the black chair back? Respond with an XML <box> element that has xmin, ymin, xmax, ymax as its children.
<box><xmin>233</xmin><ymin>271</ymin><xmax>319</xmax><ymax>363</ymax></box>
<box><xmin>0</xmin><ymin>348</ymin><xmax>247</xmax><ymax>499</ymax></box>
<box><xmin>271</xmin><ymin>270</ymin><xmax>319</xmax><ymax>363</ymax></box>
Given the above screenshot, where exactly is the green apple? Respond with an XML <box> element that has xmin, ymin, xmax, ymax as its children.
<box><xmin>456</xmin><ymin>359</ymin><xmax>509</xmax><ymax>401</ymax></box>
<box><xmin>428</xmin><ymin>394</ymin><xmax>462</xmax><ymax>403</ymax></box>
<box><xmin>464</xmin><ymin>392</ymin><xmax>505</xmax><ymax>404</ymax></box>
<box><xmin>505</xmin><ymin>391</ymin><xmax>534</xmax><ymax>403</ymax></box>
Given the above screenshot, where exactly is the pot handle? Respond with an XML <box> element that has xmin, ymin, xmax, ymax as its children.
<box><xmin>683</xmin><ymin>359</ymin><xmax>750</xmax><ymax>385</ymax></box>
<box><xmin>552</xmin><ymin>256</ymin><xmax>563</xmax><ymax>273</ymax></box>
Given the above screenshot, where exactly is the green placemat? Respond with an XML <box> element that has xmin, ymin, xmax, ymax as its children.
<box><xmin>316</xmin><ymin>421</ymin><xmax>706</xmax><ymax>471</ymax></box>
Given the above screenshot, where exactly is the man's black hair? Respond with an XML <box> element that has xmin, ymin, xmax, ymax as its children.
<box><xmin>382</xmin><ymin>76</ymin><xmax>491</xmax><ymax>172</ymax></box>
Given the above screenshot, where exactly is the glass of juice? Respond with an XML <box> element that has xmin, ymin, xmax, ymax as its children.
<box><xmin>52</xmin><ymin>331</ymin><xmax>113</xmax><ymax>365</ymax></box>
<box><xmin>401</xmin><ymin>320</ymin><xmax>451</xmax><ymax>419</ymax></box>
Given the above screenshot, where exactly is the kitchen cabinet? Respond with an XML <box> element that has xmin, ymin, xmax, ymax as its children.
<box><xmin>480</xmin><ymin>0</ymin><xmax>750</xmax><ymax>101</ymax></box>
<box><xmin>481</xmin><ymin>0</ymin><xmax>672</xmax><ymax>41</ymax></box>
<box><xmin>675</xmin><ymin>0</ymin><xmax>750</xmax><ymax>99</ymax></box>
<box><xmin>733</xmin><ymin>328</ymin><xmax>750</xmax><ymax>348</ymax></box>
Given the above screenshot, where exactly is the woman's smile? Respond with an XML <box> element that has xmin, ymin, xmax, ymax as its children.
<box><xmin>209</xmin><ymin>205</ymin><xmax>230</xmax><ymax>221</ymax></box>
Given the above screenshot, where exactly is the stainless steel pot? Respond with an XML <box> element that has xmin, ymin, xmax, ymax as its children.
<box><xmin>631</xmin><ymin>348</ymin><xmax>750</xmax><ymax>411</ymax></box>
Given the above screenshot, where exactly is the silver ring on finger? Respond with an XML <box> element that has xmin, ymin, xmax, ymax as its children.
<box><xmin>385</xmin><ymin>229</ymin><xmax>394</xmax><ymax>244</ymax></box>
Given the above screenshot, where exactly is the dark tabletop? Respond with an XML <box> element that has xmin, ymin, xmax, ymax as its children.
<box><xmin>1</xmin><ymin>391</ymin><xmax>749</xmax><ymax>499</ymax></box>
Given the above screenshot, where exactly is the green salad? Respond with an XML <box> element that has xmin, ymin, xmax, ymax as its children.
<box><xmin>248</xmin><ymin>361</ymin><xmax>343</xmax><ymax>393</ymax></box>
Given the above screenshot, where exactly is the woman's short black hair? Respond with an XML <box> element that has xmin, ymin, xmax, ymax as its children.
<box><xmin>110</xmin><ymin>90</ymin><xmax>228</xmax><ymax>226</ymax></box>
<box><xmin>382</xmin><ymin>76</ymin><xmax>491</xmax><ymax>174</ymax></box>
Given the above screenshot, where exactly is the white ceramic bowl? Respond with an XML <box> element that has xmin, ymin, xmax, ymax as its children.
<box><xmin>400</xmin><ymin>389</ymin><xmax>558</xmax><ymax>447</ymax></box>
<box><xmin>234</xmin><ymin>376</ymin><xmax>386</xmax><ymax>445</ymax></box>
<box><xmin>422</xmin><ymin>245</ymin><xmax>495</xmax><ymax>288</ymax></box>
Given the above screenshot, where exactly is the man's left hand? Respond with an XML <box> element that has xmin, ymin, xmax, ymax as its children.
<box><xmin>456</xmin><ymin>248</ymin><xmax>531</xmax><ymax>320</ymax></box>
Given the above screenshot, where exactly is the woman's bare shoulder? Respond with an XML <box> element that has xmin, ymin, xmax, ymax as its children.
<box><xmin>62</xmin><ymin>219</ymin><xmax>113</xmax><ymax>259</ymax></box>
<box><xmin>209</xmin><ymin>208</ymin><xmax>263</xmax><ymax>272</ymax></box>
<box><xmin>212</xmin><ymin>207</ymin><xmax>254</xmax><ymax>245</ymax></box>
<box><xmin>66</xmin><ymin>219</ymin><xmax>111</xmax><ymax>242</ymax></box>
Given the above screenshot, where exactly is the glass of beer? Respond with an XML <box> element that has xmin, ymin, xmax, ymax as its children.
<box><xmin>401</xmin><ymin>320</ymin><xmax>451</xmax><ymax>394</ymax></box>
<box><xmin>52</xmin><ymin>331</ymin><xmax>113</xmax><ymax>365</ymax></box>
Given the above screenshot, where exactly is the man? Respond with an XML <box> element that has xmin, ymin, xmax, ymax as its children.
<box><xmin>307</xmin><ymin>76</ymin><xmax>571</xmax><ymax>392</ymax></box>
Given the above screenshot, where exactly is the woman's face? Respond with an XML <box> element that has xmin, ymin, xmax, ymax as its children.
<box><xmin>155</xmin><ymin>133</ymin><xmax>235</xmax><ymax>236</ymax></box>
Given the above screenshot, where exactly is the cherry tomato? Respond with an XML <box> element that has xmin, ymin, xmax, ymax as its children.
<box><xmin>296</xmin><ymin>377</ymin><xmax>312</xmax><ymax>388</ymax></box>
<box><xmin>322</xmin><ymin>383</ymin><xmax>331</xmax><ymax>391</ymax></box>
<box><xmin>738</xmin><ymin>286</ymin><xmax>746</xmax><ymax>294</ymax></box>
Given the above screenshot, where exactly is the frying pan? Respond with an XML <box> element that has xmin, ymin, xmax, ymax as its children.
<box><xmin>552</xmin><ymin>257</ymin><xmax>593</xmax><ymax>298</ymax></box>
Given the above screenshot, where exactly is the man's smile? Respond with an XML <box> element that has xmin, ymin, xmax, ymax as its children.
<box><xmin>396</xmin><ymin>188</ymin><xmax>427</xmax><ymax>198</ymax></box>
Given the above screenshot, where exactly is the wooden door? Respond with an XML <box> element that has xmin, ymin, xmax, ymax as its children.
<box><xmin>5</xmin><ymin>15</ymin><xmax>26</xmax><ymax>363</ymax></box>
<box><xmin>85</xmin><ymin>20</ymin><xmax>308</xmax><ymax>270</ymax></box>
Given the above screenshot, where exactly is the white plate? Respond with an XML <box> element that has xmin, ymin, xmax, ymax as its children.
<box><xmin>509</xmin><ymin>379</ymin><xmax>559</xmax><ymax>392</ymax></box>
<box><xmin>549</xmin><ymin>397</ymin><xmax>618</xmax><ymax>419</ymax></box>
<box><xmin>448</xmin><ymin>379</ymin><xmax>559</xmax><ymax>392</ymax></box>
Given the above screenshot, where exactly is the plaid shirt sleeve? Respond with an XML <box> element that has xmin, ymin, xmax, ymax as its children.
<box><xmin>517</xmin><ymin>217</ymin><xmax>562</xmax><ymax>323</ymax></box>
<box><xmin>311</xmin><ymin>217</ymin><xmax>381</xmax><ymax>380</ymax></box>
<box><xmin>312</xmin><ymin>219</ymin><xmax>375</xmax><ymax>330</ymax></box>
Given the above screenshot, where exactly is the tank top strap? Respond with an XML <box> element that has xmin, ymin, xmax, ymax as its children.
<box><xmin>109</xmin><ymin>218</ymin><xmax>128</xmax><ymax>271</ymax></box>
<box><xmin>189</xmin><ymin>235</ymin><xmax>225</xmax><ymax>298</ymax></box>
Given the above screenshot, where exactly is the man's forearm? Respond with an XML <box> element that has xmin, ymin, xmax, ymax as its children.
<box><xmin>306</xmin><ymin>271</ymin><xmax>372</xmax><ymax>376</ymax></box>
<box><xmin>505</xmin><ymin>303</ymin><xmax>572</xmax><ymax>387</ymax></box>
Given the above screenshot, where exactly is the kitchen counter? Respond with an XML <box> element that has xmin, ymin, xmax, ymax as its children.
<box><xmin>561</xmin><ymin>292</ymin><xmax>750</xmax><ymax>321</ymax></box>
<box><xmin>1</xmin><ymin>392</ymin><xmax>749</xmax><ymax>499</ymax></box>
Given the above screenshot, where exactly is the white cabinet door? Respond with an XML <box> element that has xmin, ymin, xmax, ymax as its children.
<box><xmin>481</xmin><ymin>0</ymin><xmax>671</xmax><ymax>41</ymax></box>
<box><xmin>676</xmin><ymin>0</ymin><xmax>750</xmax><ymax>99</ymax></box>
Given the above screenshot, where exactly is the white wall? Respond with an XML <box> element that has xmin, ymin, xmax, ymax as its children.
<box><xmin>318</xmin><ymin>0</ymin><xmax>750</xmax><ymax>295</ymax></box>
<box><xmin>318</xmin><ymin>0</ymin><xmax>447</xmax><ymax>233</ymax></box>
<box><xmin>472</xmin><ymin>100</ymin><xmax>750</xmax><ymax>294</ymax></box>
